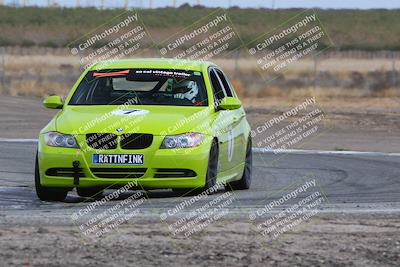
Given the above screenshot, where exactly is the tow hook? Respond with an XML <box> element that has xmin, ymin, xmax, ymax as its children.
<box><xmin>72</xmin><ymin>161</ymin><xmax>80</xmax><ymax>185</ymax></box>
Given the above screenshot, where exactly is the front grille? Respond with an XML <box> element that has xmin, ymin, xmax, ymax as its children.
<box><xmin>46</xmin><ymin>168</ymin><xmax>84</xmax><ymax>177</ymax></box>
<box><xmin>86</xmin><ymin>133</ymin><xmax>117</xmax><ymax>150</ymax></box>
<box><xmin>120</xmin><ymin>134</ymin><xmax>153</xmax><ymax>149</ymax></box>
<box><xmin>154</xmin><ymin>169</ymin><xmax>196</xmax><ymax>178</ymax></box>
<box><xmin>90</xmin><ymin>168</ymin><xmax>147</xmax><ymax>179</ymax></box>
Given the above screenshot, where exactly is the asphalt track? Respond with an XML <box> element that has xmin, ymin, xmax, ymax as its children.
<box><xmin>1</xmin><ymin>140</ymin><xmax>400</xmax><ymax>226</ymax></box>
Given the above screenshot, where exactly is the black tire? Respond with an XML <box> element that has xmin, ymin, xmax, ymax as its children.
<box><xmin>204</xmin><ymin>139</ymin><xmax>219</xmax><ymax>192</ymax></box>
<box><xmin>76</xmin><ymin>187</ymin><xmax>104</xmax><ymax>198</ymax></box>
<box><xmin>226</xmin><ymin>136</ymin><xmax>252</xmax><ymax>190</ymax></box>
<box><xmin>35</xmin><ymin>153</ymin><xmax>68</xmax><ymax>201</ymax></box>
<box><xmin>172</xmin><ymin>139</ymin><xmax>219</xmax><ymax>196</ymax></box>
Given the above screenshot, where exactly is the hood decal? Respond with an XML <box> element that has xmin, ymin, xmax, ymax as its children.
<box><xmin>111</xmin><ymin>109</ymin><xmax>149</xmax><ymax>116</ymax></box>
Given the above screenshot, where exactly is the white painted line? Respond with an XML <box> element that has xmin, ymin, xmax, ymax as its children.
<box><xmin>0</xmin><ymin>138</ymin><xmax>38</xmax><ymax>143</ymax></box>
<box><xmin>252</xmin><ymin>148</ymin><xmax>400</xmax><ymax>157</ymax></box>
<box><xmin>0</xmin><ymin>138</ymin><xmax>399</xmax><ymax>157</ymax></box>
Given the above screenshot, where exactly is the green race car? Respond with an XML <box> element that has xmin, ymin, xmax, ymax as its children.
<box><xmin>36</xmin><ymin>59</ymin><xmax>252</xmax><ymax>201</ymax></box>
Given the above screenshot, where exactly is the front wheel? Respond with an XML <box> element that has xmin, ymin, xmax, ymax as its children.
<box><xmin>35</xmin><ymin>153</ymin><xmax>68</xmax><ymax>201</ymax></box>
<box><xmin>226</xmin><ymin>136</ymin><xmax>252</xmax><ymax>190</ymax></box>
<box><xmin>203</xmin><ymin>139</ymin><xmax>219</xmax><ymax>191</ymax></box>
<box><xmin>172</xmin><ymin>139</ymin><xmax>219</xmax><ymax>196</ymax></box>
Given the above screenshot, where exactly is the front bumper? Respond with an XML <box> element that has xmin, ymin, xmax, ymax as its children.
<box><xmin>38</xmin><ymin>134</ymin><xmax>211</xmax><ymax>189</ymax></box>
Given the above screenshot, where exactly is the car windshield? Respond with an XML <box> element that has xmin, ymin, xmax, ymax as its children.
<box><xmin>68</xmin><ymin>69</ymin><xmax>208</xmax><ymax>106</ymax></box>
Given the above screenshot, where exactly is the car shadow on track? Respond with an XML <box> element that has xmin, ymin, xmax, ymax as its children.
<box><xmin>62</xmin><ymin>189</ymin><xmax>227</xmax><ymax>203</ymax></box>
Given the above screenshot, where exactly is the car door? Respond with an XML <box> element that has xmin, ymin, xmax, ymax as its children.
<box><xmin>214</xmin><ymin>69</ymin><xmax>247</xmax><ymax>170</ymax></box>
<box><xmin>208</xmin><ymin>68</ymin><xmax>229</xmax><ymax>173</ymax></box>
<box><xmin>209</xmin><ymin>67</ymin><xmax>244</xmax><ymax>173</ymax></box>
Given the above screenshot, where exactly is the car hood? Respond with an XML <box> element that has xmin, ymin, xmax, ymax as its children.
<box><xmin>55</xmin><ymin>105</ymin><xmax>213</xmax><ymax>135</ymax></box>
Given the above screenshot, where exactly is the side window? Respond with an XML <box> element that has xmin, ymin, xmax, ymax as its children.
<box><xmin>215</xmin><ymin>69</ymin><xmax>235</xmax><ymax>97</ymax></box>
<box><xmin>209</xmin><ymin>69</ymin><xmax>226</xmax><ymax>105</ymax></box>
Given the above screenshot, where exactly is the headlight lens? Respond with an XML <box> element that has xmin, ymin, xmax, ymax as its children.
<box><xmin>161</xmin><ymin>133</ymin><xmax>204</xmax><ymax>149</ymax></box>
<box><xmin>44</xmin><ymin>132</ymin><xmax>78</xmax><ymax>148</ymax></box>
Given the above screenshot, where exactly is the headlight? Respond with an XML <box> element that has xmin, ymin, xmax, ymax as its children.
<box><xmin>161</xmin><ymin>133</ymin><xmax>204</xmax><ymax>149</ymax></box>
<box><xmin>44</xmin><ymin>132</ymin><xmax>78</xmax><ymax>148</ymax></box>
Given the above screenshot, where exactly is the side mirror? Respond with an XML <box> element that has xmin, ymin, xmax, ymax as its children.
<box><xmin>43</xmin><ymin>95</ymin><xmax>63</xmax><ymax>109</ymax></box>
<box><xmin>217</xmin><ymin>97</ymin><xmax>241</xmax><ymax>110</ymax></box>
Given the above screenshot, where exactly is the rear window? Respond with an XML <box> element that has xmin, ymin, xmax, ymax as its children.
<box><xmin>68</xmin><ymin>69</ymin><xmax>208</xmax><ymax>107</ymax></box>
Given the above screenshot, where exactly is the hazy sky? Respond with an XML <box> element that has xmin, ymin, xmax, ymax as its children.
<box><xmin>7</xmin><ymin>0</ymin><xmax>400</xmax><ymax>9</ymax></box>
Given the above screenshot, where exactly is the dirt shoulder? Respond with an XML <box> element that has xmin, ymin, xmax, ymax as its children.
<box><xmin>0</xmin><ymin>214</ymin><xmax>399</xmax><ymax>267</ymax></box>
<box><xmin>0</xmin><ymin>95</ymin><xmax>399</xmax><ymax>152</ymax></box>
<box><xmin>243</xmin><ymin>96</ymin><xmax>400</xmax><ymax>152</ymax></box>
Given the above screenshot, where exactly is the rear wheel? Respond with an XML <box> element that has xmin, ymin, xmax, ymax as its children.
<box><xmin>76</xmin><ymin>187</ymin><xmax>104</xmax><ymax>198</ymax></box>
<box><xmin>226</xmin><ymin>136</ymin><xmax>252</xmax><ymax>190</ymax></box>
<box><xmin>35</xmin><ymin>153</ymin><xmax>68</xmax><ymax>201</ymax></box>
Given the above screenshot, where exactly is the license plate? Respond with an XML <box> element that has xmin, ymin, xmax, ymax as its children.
<box><xmin>92</xmin><ymin>154</ymin><xmax>144</xmax><ymax>165</ymax></box>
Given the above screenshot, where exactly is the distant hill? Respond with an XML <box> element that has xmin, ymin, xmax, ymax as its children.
<box><xmin>0</xmin><ymin>6</ymin><xmax>399</xmax><ymax>50</ymax></box>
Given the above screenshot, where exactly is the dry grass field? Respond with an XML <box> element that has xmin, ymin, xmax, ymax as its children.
<box><xmin>1</xmin><ymin>48</ymin><xmax>400</xmax><ymax>102</ymax></box>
